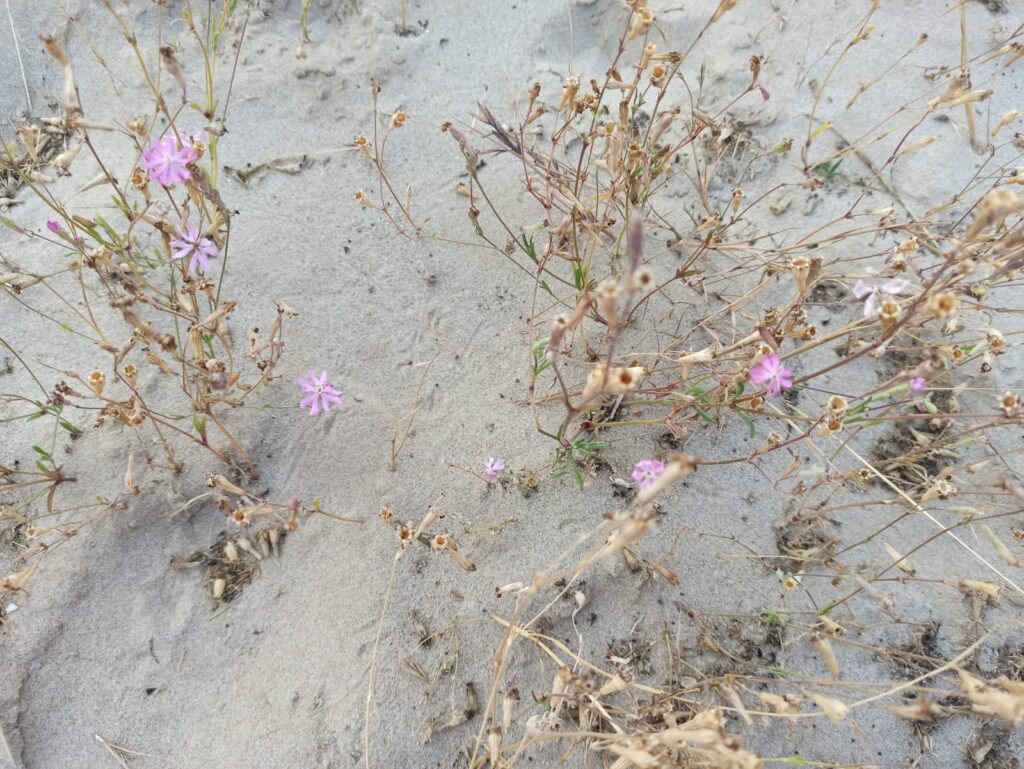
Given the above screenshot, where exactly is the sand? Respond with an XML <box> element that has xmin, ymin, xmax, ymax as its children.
<box><xmin>2</xmin><ymin>0</ymin><xmax>1024</xmax><ymax>767</ymax></box>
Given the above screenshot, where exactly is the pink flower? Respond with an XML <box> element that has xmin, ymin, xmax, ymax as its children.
<box><xmin>909</xmin><ymin>377</ymin><xmax>926</xmax><ymax>393</ymax></box>
<box><xmin>749</xmin><ymin>353</ymin><xmax>794</xmax><ymax>396</ymax></box>
<box><xmin>141</xmin><ymin>135</ymin><xmax>198</xmax><ymax>186</ymax></box>
<box><xmin>853</xmin><ymin>278</ymin><xmax>908</xmax><ymax>317</ymax></box>
<box><xmin>170</xmin><ymin>223</ymin><xmax>218</xmax><ymax>275</ymax></box>
<box><xmin>298</xmin><ymin>370</ymin><xmax>343</xmax><ymax>415</ymax></box>
<box><xmin>46</xmin><ymin>220</ymin><xmax>61</xmax><ymax>233</ymax></box>
<box><xmin>483</xmin><ymin>457</ymin><xmax>505</xmax><ymax>482</ymax></box>
<box><xmin>631</xmin><ymin>459</ymin><xmax>665</xmax><ymax>490</ymax></box>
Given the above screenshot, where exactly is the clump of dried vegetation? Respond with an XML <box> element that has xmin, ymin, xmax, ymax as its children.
<box><xmin>0</xmin><ymin>2</ymin><xmax>327</xmax><ymax>615</ymax></box>
<box><xmin>363</xmin><ymin>0</ymin><xmax>1024</xmax><ymax>766</ymax></box>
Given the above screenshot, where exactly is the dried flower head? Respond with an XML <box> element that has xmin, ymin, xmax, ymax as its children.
<box><xmin>999</xmin><ymin>392</ymin><xmax>1021</xmax><ymax>417</ymax></box>
<box><xmin>88</xmin><ymin>369</ymin><xmax>106</xmax><ymax>396</ymax></box>
<box><xmin>391</xmin><ymin>111</ymin><xmax>407</xmax><ymax>128</ymax></box>
<box><xmin>607</xmin><ymin>365</ymin><xmax>644</xmax><ymax>395</ymax></box>
<box><xmin>826</xmin><ymin>395</ymin><xmax>849</xmax><ymax>416</ymax></box>
<box><xmin>878</xmin><ymin>299</ymin><xmax>901</xmax><ymax>330</ymax></box>
<box><xmin>928</xmin><ymin>291</ymin><xmax>959</xmax><ymax>318</ymax></box>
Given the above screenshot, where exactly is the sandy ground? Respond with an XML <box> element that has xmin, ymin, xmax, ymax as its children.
<box><xmin>2</xmin><ymin>0</ymin><xmax>1024</xmax><ymax>767</ymax></box>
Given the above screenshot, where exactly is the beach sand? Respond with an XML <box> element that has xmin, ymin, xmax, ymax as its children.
<box><xmin>2</xmin><ymin>1</ymin><xmax>1023</xmax><ymax>767</ymax></box>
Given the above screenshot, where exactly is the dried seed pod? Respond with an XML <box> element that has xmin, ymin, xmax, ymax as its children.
<box><xmin>607</xmin><ymin>365</ymin><xmax>644</xmax><ymax>395</ymax></box>
<box><xmin>235</xmin><ymin>536</ymin><xmax>262</xmax><ymax>560</ymax></box>
<box><xmin>999</xmin><ymin>392</ymin><xmax>1021</xmax><ymax>417</ymax></box>
<box><xmin>883</xmin><ymin>542</ymin><xmax>916</xmax><ymax>576</ymax></box>
<box><xmin>556</xmin><ymin>74</ymin><xmax>580</xmax><ymax>111</ymax></box>
<box><xmin>879</xmin><ymin>299</ymin><xmax>901</xmax><ymax>332</ymax></box>
<box><xmin>826</xmin><ymin>395</ymin><xmax>849</xmax><ymax>417</ymax></box>
<box><xmin>627</xmin><ymin>5</ymin><xmax>654</xmax><ymax>39</ymax></box>
<box><xmin>731</xmin><ymin>187</ymin><xmax>744</xmax><ymax>214</ymax></box>
<box><xmin>758</xmin><ymin>691</ymin><xmax>802</xmax><ymax>715</ymax></box>
<box><xmin>981</xmin><ymin>524</ymin><xmax>1021</xmax><ymax>567</ymax></box>
<box><xmin>207</xmin><ymin>474</ymin><xmax>246</xmax><ymax>495</ymax></box>
<box><xmin>789</xmin><ymin>256</ymin><xmax>812</xmax><ymax>293</ymax></box>
<box><xmin>814</xmin><ymin>634</ymin><xmax>840</xmax><ymax>677</ymax></box>
<box><xmin>88</xmin><ymin>369</ymin><xmax>106</xmax><ymax>396</ymax></box>
<box><xmin>810</xmin><ymin>692</ymin><xmax>849</xmax><ymax>722</ymax></box>
<box><xmin>397</xmin><ymin>525</ymin><xmax>413</xmax><ymax>547</ymax></box>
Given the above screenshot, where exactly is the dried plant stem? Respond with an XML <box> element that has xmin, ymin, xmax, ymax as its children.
<box><xmin>364</xmin><ymin>549</ymin><xmax>402</xmax><ymax>769</ymax></box>
<box><xmin>3</xmin><ymin>0</ymin><xmax>30</xmax><ymax>112</ymax></box>
<box><xmin>389</xmin><ymin>342</ymin><xmax>444</xmax><ymax>471</ymax></box>
<box><xmin>845</xmin><ymin>445</ymin><xmax>1024</xmax><ymax>597</ymax></box>
<box><xmin>960</xmin><ymin>1</ymin><xmax>979</xmax><ymax>152</ymax></box>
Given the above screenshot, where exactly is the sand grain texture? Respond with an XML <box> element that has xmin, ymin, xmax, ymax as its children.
<box><xmin>2</xmin><ymin>1</ymin><xmax>1024</xmax><ymax>767</ymax></box>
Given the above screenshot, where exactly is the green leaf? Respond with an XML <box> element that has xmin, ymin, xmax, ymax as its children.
<box><xmin>572</xmin><ymin>262</ymin><xmax>586</xmax><ymax>291</ymax></box>
<box><xmin>738</xmin><ymin>412</ymin><xmax>755</xmax><ymax>438</ymax></box>
<box><xmin>569</xmin><ymin>461</ymin><xmax>585</xmax><ymax>491</ymax></box>
<box><xmin>694</xmin><ymin>406</ymin><xmax>715</xmax><ymax>425</ymax></box>
<box><xmin>32</xmin><ymin>445</ymin><xmax>53</xmax><ymax>462</ymax></box>
<box><xmin>521</xmin><ymin>234</ymin><xmax>537</xmax><ymax>263</ymax></box>
<box><xmin>58</xmin><ymin>418</ymin><xmax>81</xmax><ymax>435</ymax></box>
<box><xmin>93</xmin><ymin>214</ymin><xmax>121</xmax><ymax>245</ymax></box>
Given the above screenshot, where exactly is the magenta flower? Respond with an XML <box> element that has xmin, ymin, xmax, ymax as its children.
<box><xmin>170</xmin><ymin>223</ymin><xmax>219</xmax><ymax>275</ymax></box>
<box><xmin>631</xmin><ymin>459</ymin><xmax>665</xmax><ymax>490</ymax></box>
<box><xmin>909</xmin><ymin>377</ymin><xmax>926</xmax><ymax>393</ymax></box>
<box><xmin>483</xmin><ymin>457</ymin><xmax>505</xmax><ymax>482</ymax></box>
<box><xmin>46</xmin><ymin>220</ymin><xmax>61</xmax><ymax>233</ymax></box>
<box><xmin>141</xmin><ymin>135</ymin><xmax>198</xmax><ymax>186</ymax></box>
<box><xmin>749</xmin><ymin>353</ymin><xmax>794</xmax><ymax>396</ymax></box>
<box><xmin>853</xmin><ymin>278</ymin><xmax>908</xmax><ymax>317</ymax></box>
<box><xmin>298</xmin><ymin>370</ymin><xmax>343</xmax><ymax>415</ymax></box>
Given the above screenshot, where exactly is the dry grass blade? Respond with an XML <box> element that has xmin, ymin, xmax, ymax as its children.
<box><xmin>94</xmin><ymin>734</ymin><xmax>151</xmax><ymax>768</ymax></box>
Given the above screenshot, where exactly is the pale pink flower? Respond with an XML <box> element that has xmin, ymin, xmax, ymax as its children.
<box><xmin>483</xmin><ymin>457</ymin><xmax>505</xmax><ymax>482</ymax></box>
<box><xmin>749</xmin><ymin>353</ymin><xmax>793</xmax><ymax>396</ymax></box>
<box><xmin>853</xmin><ymin>278</ymin><xmax>908</xmax><ymax>317</ymax></box>
<box><xmin>631</xmin><ymin>459</ymin><xmax>665</xmax><ymax>490</ymax></box>
<box><xmin>298</xmin><ymin>370</ymin><xmax>343</xmax><ymax>415</ymax></box>
<box><xmin>141</xmin><ymin>135</ymin><xmax>197</xmax><ymax>186</ymax></box>
<box><xmin>909</xmin><ymin>377</ymin><xmax>926</xmax><ymax>393</ymax></box>
<box><xmin>171</xmin><ymin>223</ymin><xmax>218</xmax><ymax>275</ymax></box>
<box><xmin>46</xmin><ymin>220</ymin><xmax>61</xmax><ymax>233</ymax></box>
